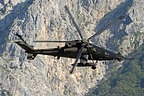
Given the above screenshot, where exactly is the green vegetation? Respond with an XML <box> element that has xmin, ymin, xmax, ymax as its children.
<box><xmin>87</xmin><ymin>43</ymin><xmax>144</xmax><ymax>96</ymax></box>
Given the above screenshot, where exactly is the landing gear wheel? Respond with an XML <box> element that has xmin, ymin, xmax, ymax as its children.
<box><xmin>92</xmin><ymin>66</ymin><xmax>96</xmax><ymax>70</ymax></box>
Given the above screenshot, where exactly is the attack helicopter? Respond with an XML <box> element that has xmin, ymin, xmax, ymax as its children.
<box><xmin>15</xmin><ymin>6</ymin><xmax>131</xmax><ymax>74</ymax></box>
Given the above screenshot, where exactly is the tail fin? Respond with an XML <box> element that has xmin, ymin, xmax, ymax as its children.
<box><xmin>15</xmin><ymin>41</ymin><xmax>34</xmax><ymax>52</ymax></box>
<box><xmin>15</xmin><ymin>33</ymin><xmax>27</xmax><ymax>44</ymax></box>
<box><xmin>15</xmin><ymin>34</ymin><xmax>37</xmax><ymax>60</ymax></box>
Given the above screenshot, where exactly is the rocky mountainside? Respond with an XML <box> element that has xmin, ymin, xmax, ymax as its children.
<box><xmin>0</xmin><ymin>0</ymin><xmax>143</xmax><ymax>96</ymax></box>
<box><xmin>86</xmin><ymin>42</ymin><xmax>144</xmax><ymax>96</ymax></box>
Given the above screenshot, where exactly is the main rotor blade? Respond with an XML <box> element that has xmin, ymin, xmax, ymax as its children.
<box><xmin>88</xmin><ymin>15</ymin><xmax>125</xmax><ymax>40</ymax></box>
<box><xmin>34</xmin><ymin>40</ymin><xmax>75</xmax><ymax>43</ymax></box>
<box><xmin>70</xmin><ymin>46</ymin><xmax>84</xmax><ymax>74</ymax></box>
<box><xmin>65</xmin><ymin>6</ymin><xmax>83</xmax><ymax>40</ymax></box>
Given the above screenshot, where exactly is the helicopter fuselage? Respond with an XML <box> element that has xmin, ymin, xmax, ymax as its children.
<box><xmin>31</xmin><ymin>42</ymin><xmax>122</xmax><ymax>61</ymax></box>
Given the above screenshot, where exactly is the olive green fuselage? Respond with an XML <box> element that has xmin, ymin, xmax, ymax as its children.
<box><xmin>15</xmin><ymin>41</ymin><xmax>123</xmax><ymax>61</ymax></box>
<box><xmin>32</xmin><ymin>43</ymin><xmax>121</xmax><ymax>61</ymax></box>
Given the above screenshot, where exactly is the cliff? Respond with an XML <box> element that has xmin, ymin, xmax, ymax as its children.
<box><xmin>0</xmin><ymin>0</ymin><xmax>143</xmax><ymax>96</ymax></box>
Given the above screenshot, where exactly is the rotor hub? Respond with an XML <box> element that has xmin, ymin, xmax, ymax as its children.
<box><xmin>82</xmin><ymin>38</ymin><xmax>88</xmax><ymax>43</ymax></box>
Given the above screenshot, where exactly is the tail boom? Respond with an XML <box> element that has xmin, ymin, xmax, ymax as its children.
<box><xmin>15</xmin><ymin>41</ymin><xmax>37</xmax><ymax>60</ymax></box>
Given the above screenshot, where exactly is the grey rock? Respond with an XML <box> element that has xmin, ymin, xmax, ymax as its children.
<box><xmin>0</xmin><ymin>0</ymin><xmax>144</xmax><ymax>96</ymax></box>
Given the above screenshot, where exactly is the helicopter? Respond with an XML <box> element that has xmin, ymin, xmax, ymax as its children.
<box><xmin>15</xmin><ymin>6</ymin><xmax>131</xmax><ymax>74</ymax></box>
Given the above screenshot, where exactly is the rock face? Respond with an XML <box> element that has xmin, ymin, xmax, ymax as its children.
<box><xmin>0</xmin><ymin>0</ymin><xmax>143</xmax><ymax>96</ymax></box>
